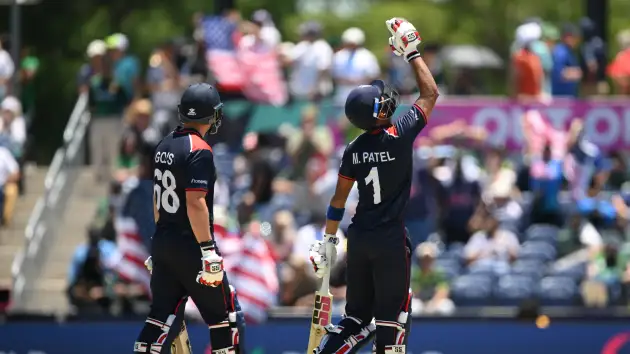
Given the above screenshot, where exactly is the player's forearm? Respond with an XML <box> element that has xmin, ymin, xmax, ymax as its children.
<box><xmin>187</xmin><ymin>198</ymin><xmax>213</xmax><ymax>243</ymax></box>
<box><xmin>410</xmin><ymin>57</ymin><xmax>439</xmax><ymax>109</ymax></box>
<box><xmin>324</xmin><ymin>219</ymin><xmax>341</xmax><ymax>235</ymax></box>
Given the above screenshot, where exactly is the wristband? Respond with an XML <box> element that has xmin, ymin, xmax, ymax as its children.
<box><xmin>199</xmin><ymin>240</ymin><xmax>216</xmax><ymax>252</ymax></box>
<box><xmin>326</xmin><ymin>205</ymin><xmax>345</xmax><ymax>221</ymax></box>
<box><xmin>405</xmin><ymin>51</ymin><xmax>421</xmax><ymax>63</ymax></box>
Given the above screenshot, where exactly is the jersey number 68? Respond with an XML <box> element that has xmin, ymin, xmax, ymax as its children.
<box><xmin>154</xmin><ymin>168</ymin><xmax>180</xmax><ymax>213</ymax></box>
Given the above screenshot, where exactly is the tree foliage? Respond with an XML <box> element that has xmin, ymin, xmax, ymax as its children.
<box><xmin>0</xmin><ymin>0</ymin><xmax>627</xmax><ymax>161</ymax></box>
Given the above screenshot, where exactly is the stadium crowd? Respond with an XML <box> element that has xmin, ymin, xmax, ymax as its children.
<box><xmin>0</xmin><ymin>34</ymin><xmax>37</xmax><ymax>231</ymax></box>
<box><xmin>62</xmin><ymin>9</ymin><xmax>630</xmax><ymax>322</ymax></box>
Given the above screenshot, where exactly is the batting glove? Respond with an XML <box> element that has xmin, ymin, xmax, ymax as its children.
<box><xmin>144</xmin><ymin>256</ymin><xmax>153</xmax><ymax>274</ymax></box>
<box><xmin>196</xmin><ymin>240</ymin><xmax>224</xmax><ymax>287</ymax></box>
<box><xmin>386</xmin><ymin>17</ymin><xmax>422</xmax><ymax>62</ymax></box>
<box><xmin>309</xmin><ymin>234</ymin><xmax>339</xmax><ymax>278</ymax></box>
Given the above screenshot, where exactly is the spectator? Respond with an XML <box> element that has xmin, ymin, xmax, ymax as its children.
<box><xmin>284</xmin><ymin>21</ymin><xmax>333</xmax><ymax>101</ymax></box>
<box><xmin>147</xmin><ymin>40</ymin><xmax>181</xmax><ymax>135</ymax></box>
<box><xmin>608</xmin><ymin>152</ymin><xmax>629</xmax><ymax>190</ymax></box>
<box><xmin>582</xmin><ymin>245</ymin><xmax>622</xmax><ymax>307</ymax></box>
<box><xmin>579</xmin><ymin>17</ymin><xmax>608</xmax><ymax>96</ymax></box>
<box><xmin>284</xmin><ymin>105</ymin><xmax>334</xmax><ymax>181</ymax></box>
<box><xmin>411</xmin><ymin>242</ymin><xmax>455</xmax><ymax>315</ymax></box>
<box><xmin>67</xmin><ymin>227</ymin><xmax>119</xmax><ymax>314</ymax></box>
<box><xmin>119</xmin><ymin>144</ymin><xmax>156</xmax><ymax>249</ymax></box>
<box><xmin>551</xmin><ymin>24</ymin><xmax>582</xmax><ymax>97</ymax></box>
<box><xmin>249</xmin><ymin>9</ymin><xmax>281</xmax><ymax>48</ymax></box>
<box><xmin>464</xmin><ymin>206</ymin><xmax>520</xmax><ymax>274</ymax></box>
<box><xmin>540</xmin><ymin>23</ymin><xmax>559</xmax><ymax>97</ymax></box>
<box><xmin>189</xmin><ymin>34</ymin><xmax>209</xmax><ymax>84</ymax></box>
<box><xmin>105</xmin><ymin>33</ymin><xmax>140</xmax><ymax>103</ymax></box>
<box><xmin>435</xmin><ymin>151</ymin><xmax>482</xmax><ymax>245</ymax></box>
<box><xmin>422</xmin><ymin>44</ymin><xmax>447</xmax><ymax>95</ymax></box>
<box><xmin>481</xmin><ymin>147</ymin><xmax>514</xmax><ymax>195</ymax></box>
<box><xmin>530</xmin><ymin>144</ymin><xmax>564</xmax><ymax>226</ymax></box>
<box><xmin>19</xmin><ymin>47</ymin><xmax>39</xmax><ymax>116</ymax></box>
<box><xmin>279</xmin><ymin>255</ymin><xmax>318</xmax><ymax>307</ymax></box>
<box><xmin>486</xmin><ymin>171</ymin><xmax>523</xmax><ymax>233</ymax></box>
<box><xmin>268</xmin><ymin>210</ymin><xmax>298</xmax><ymax>262</ymax></box>
<box><xmin>332</xmin><ymin>27</ymin><xmax>380</xmax><ymax>107</ymax></box>
<box><xmin>406</xmin><ymin>143</ymin><xmax>440</xmax><ymax>249</ymax></box>
<box><xmin>0</xmin><ymin>96</ymin><xmax>27</xmax><ymax>155</ymax></box>
<box><xmin>0</xmin><ymin>145</ymin><xmax>18</xmax><ymax>225</ymax></box>
<box><xmin>608</xmin><ymin>29</ymin><xmax>630</xmax><ymax>95</ymax></box>
<box><xmin>0</xmin><ymin>38</ymin><xmax>14</xmax><ymax>100</ymax></box>
<box><xmin>80</xmin><ymin>39</ymin><xmax>127</xmax><ymax>181</ymax></box>
<box><xmin>511</xmin><ymin>22</ymin><xmax>544</xmax><ymax>100</ymax></box>
<box><xmin>386</xmin><ymin>44</ymin><xmax>415</xmax><ymax>96</ymax></box>
<box><xmin>239</xmin><ymin>15</ymin><xmax>276</xmax><ymax>54</ymax></box>
<box><xmin>116</xmin><ymin>99</ymin><xmax>153</xmax><ymax>179</ymax></box>
<box><xmin>565</xmin><ymin>119</ymin><xmax>611</xmax><ymax>202</ymax></box>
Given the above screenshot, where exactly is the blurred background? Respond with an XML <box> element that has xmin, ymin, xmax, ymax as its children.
<box><xmin>1</xmin><ymin>0</ymin><xmax>630</xmax><ymax>352</ymax></box>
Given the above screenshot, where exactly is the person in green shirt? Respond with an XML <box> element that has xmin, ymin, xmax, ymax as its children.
<box><xmin>19</xmin><ymin>48</ymin><xmax>39</xmax><ymax>116</ymax></box>
<box><xmin>411</xmin><ymin>242</ymin><xmax>455</xmax><ymax>315</ymax></box>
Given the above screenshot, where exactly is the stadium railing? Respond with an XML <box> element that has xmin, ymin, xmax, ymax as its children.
<box><xmin>10</xmin><ymin>92</ymin><xmax>90</xmax><ymax>311</ymax></box>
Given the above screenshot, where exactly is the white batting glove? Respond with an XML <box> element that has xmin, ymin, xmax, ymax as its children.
<box><xmin>386</xmin><ymin>18</ymin><xmax>422</xmax><ymax>62</ymax></box>
<box><xmin>196</xmin><ymin>241</ymin><xmax>224</xmax><ymax>287</ymax></box>
<box><xmin>144</xmin><ymin>256</ymin><xmax>153</xmax><ymax>274</ymax></box>
<box><xmin>309</xmin><ymin>234</ymin><xmax>339</xmax><ymax>278</ymax></box>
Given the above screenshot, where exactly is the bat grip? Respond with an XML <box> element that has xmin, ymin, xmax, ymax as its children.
<box><xmin>320</xmin><ymin>241</ymin><xmax>334</xmax><ymax>294</ymax></box>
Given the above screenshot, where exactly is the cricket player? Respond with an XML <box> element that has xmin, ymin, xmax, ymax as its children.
<box><xmin>308</xmin><ymin>18</ymin><xmax>439</xmax><ymax>354</ymax></box>
<box><xmin>134</xmin><ymin>83</ymin><xmax>241</xmax><ymax>354</ymax></box>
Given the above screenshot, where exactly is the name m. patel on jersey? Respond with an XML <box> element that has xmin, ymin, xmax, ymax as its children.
<box><xmin>351</xmin><ymin>151</ymin><xmax>396</xmax><ymax>165</ymax></box>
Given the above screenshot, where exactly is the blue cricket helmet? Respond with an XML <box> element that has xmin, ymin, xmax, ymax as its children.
<box><xmin>178</xmin><ymin>83</ymin><xmax>224</xmax><ymax>134</ymax></box>
<box><xmin>344</xmin><ymin>80</ymin><xmax>400</xmax><ymax>131</ymax></box>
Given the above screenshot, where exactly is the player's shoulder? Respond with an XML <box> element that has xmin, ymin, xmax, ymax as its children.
<box><xmin>170</xmin><ymin>128</ymin><xmax>213</xmax><ymax>155</ymax></box>
<box><xmin>343</xmin><ymin>133</ymin><xmax>365</xmax><ymax>154</ymax></box>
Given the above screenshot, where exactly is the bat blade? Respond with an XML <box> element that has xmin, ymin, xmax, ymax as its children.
<box><xmin>171</xmin><ymin>320</ymin><xmax>193</xmax><ymax>354</ymax></box>
<box><xmin>306</xmin><ymin>291</ymin><xmax>333</xmax><ymax>353</ymax></box>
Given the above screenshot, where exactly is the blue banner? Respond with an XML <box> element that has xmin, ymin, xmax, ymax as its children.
<box><xmin>1</xmin><ymin>319</ymin><xmax>629</xmax><ymax>354</ymax></box>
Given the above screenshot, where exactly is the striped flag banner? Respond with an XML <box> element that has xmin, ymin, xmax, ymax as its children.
<box><xmin>115</xmin><ymin>217</ymin><xmax>151</xmax><ymax>294</ymax></box>
<box><xmin>203</xmin><ymin>15</ymin><xmax>287</xmax><ymax>105</ymax></box>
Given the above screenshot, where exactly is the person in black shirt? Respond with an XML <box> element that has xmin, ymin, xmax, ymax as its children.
<box><xmin>134</xmin><ymin>83</ymin><xmax>242</xmax><ymax>353</ymax></box>
<box><xmin>308</xmin><ymin>18</ymin><xmax>439</xmax><ymax>354</ymax></box>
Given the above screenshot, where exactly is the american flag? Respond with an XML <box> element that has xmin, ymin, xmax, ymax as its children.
<box><xmin>114</xmin><ymin>217</ymin><xmax>151</xmax><ymax>293</ymax></box>
<box><xmin>226</xmin><ymin>229</ymin><xmax>279</xmax><ymax>323</ymax></box>
<box><xmin>204</xmin><ymin>16</ymin><xmax>246</xmax><ymax>93</ymax></box>
<box><xmin>203</xmin><ymin>15</ymin><xmax>287</xmax><ymax>105</ymax></box>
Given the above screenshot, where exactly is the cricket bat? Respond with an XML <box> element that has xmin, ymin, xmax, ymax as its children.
<box><xmin>306</xmin><ymin>241</ymin><xmax>335</xmax><ymax>354</ymax></box>
<box><xmin>171</xmin><ymin>318</ymin><xmax>193</xmax><ymax>354</ymax></box>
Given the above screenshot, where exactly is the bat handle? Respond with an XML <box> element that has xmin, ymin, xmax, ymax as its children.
<box><xmin>320</xmin><ymin>241</ymin><xmax>334</xmax><ymax>294</ymax></box>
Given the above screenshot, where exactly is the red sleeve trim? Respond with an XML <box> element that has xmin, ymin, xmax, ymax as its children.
<box><xmin>338</xmin><ymin>173</ymin><xmax>355</xmax><ymax>181</ymax></box>
<box><xmin>190</xmin><ymin>134</ymin><xmax>213</xmax><ymax>152</ymax></box>
<box><xmin>185</xmin><ymin>188</ymin><xmax>208</xmax><ymax>192</ymax></box>
<box><xmin>413</xmin><ymin>104</ymin><xmax>428</xmax><ymax>124</ymax></box>
<box><xmin>386</xmin><ymin>125</ymin><xmax>399</xmax><ymax>137</ymax></box>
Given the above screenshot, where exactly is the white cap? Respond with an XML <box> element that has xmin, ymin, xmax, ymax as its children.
<box><xmin>86</xmin><ymin>39</ymin><xmax>107</xmax><ymax>58</ymax></box>
<box><xmin>617</xmin><ymin>29</ymin><xmax>630</xmax><ymax>49</ymax></box>
<box><xmin>515</xmin><ymin>22</ymin><xmax>542</xmax><ymax>46</ymax></box>
<box><xmin>341</xmin><ymin>27</ymin><xmax>365</xmax><ymax>46</ymax></box>
<box><xmin>1</xmin><ymin>96</ymin><xmax>22</xmax><ymax>115</ymax></box>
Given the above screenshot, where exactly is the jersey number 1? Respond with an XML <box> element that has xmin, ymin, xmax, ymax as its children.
<box><xmin>154</xmin><ymin>168</ymin><xmax>180</xmax><ymax>213</ymax></box>
<box><xmin>365</xmin><ymin>167</ymin><xmax>382</xmax><ymax>204</ymax></box>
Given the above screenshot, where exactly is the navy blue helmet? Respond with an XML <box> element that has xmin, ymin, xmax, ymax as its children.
<box><xmin>344</xmin><ymin>80</ymin><xmax>400</xmax><ymax>131</ymax></box>
<box><xmin>178</xmin><ymin>83</ymin><xmax>224</xmax><ymax>134</ymax></box>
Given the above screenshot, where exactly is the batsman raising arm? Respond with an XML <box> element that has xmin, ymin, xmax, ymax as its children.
<box><xmin>308</xmin><ymin>18</ymin><xmax>439</xmax><ymax>354</ymax></box>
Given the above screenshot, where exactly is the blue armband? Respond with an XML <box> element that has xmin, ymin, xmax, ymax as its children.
<box><xmin>326</xmin><ymin>206</ymin><xmax>345</xmax><ymax>221</ymax></box>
